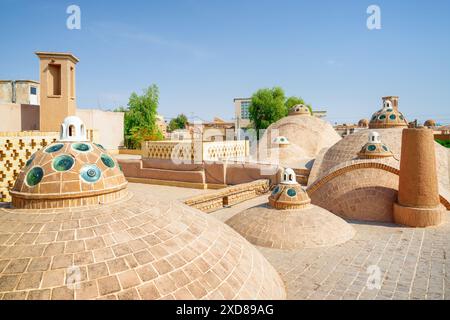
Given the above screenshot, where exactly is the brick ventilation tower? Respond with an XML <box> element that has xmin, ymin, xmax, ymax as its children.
<box><xmin>393</xmin><ymin>127</ymin><xmax>445</xmax><ymax>227</ymax></box>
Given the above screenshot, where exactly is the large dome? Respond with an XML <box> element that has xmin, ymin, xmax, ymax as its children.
<box><xmin>10</xmin><ymin>117</ymin><xmax>128</xmax><ymax>209</ymax></box>
<box><xmin>307</xmin><ymin>128</ymin><xmax>450</xmax><ymax>223</ymax></box>
<box><xmin>257</xmin><ymin>113</ymin><xmax>341</xmax><ymax>168</ymax></box>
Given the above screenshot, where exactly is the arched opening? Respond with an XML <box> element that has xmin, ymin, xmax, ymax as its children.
<box><xmin>289</xmin><ymin>174</ymin><xmax>293</xmax><ymax>181</ymax></box>
<box><xmin>69</xmin><ymin>125</ymin><xmax>76</xmax><ymax>137</ymax></box>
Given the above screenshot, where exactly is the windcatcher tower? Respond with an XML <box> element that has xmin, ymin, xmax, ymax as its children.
<box><xmin>393</xmin><ymin>127</ymin><xmax>445</xmax><ymax>227</ymax></box>
<box><xmin>36</xmin><ymin>52</ymin><xmax>79</xmax><ymax>132</ymax></box>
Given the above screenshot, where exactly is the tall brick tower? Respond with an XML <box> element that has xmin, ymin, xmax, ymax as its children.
<box><xmin>35</xmin><ymin>52</ymin><xmax>79</xmax><ymax>132</ymax></box>
<box><xmin>393</xmin><ymin>127</ymin><xmax>445</xmax><ymax>227</ymax></box>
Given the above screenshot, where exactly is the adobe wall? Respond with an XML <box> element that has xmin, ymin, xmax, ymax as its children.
<box><xmin>309</xmin><ymin>166</ymin><xmax>399</xmax><ymax>223</ymax></box>
<box><xmin>0</xmin><ymin>104</ymin><xmax>22</xmax><ymax>132</ymax></box>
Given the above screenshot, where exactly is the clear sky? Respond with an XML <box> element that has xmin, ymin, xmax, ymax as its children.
<box><xmin>1</xmin><ymin>0</ymin><xmax>449</xmax><ymax>124</ymax></box>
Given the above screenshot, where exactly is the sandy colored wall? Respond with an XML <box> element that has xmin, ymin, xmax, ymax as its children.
<box><xmin>0</xmin><ymin>103</ymin><xmax>22</xmax><ymax>131</ymax></box>
<box><xmin>0</xmin><ymin>103</ymin><xmax>40</xmax><ymax>132</ymax></box>
<box><xmin>77</xmin><ymin>109</ymin><xmax>124</xmax><ymax>150</ymax></box>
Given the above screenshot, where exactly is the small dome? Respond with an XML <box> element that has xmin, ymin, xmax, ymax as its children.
<box><xmin>369</xmin><ymin>97</ymin><xmax>408</xmax><ymax>129</ymax></box>
<box><xmin>10</xmin><ymin>117</ymin><xmax>127</xmax><ymax>209</ymax></box>
<box><xmin>60</xmin><ymin>116</ymin><xmax>88</xmax><ymax>142</ymax></box>
<box><xmin>358</xmin><ymin>119</ymin><xmax>369</xmax><ymax>127</ymax></box>
<box><xmin>273</xmin><ymin>136</ymin><xmax>290</xmax><ymax>146</ymax></box>
<box><xmin>357</xmin><ymin>131</ymin><xmax>393</xmax><ymax>159</ymax></box>
<box><xmin>424</xmin><ymin>119</ymin><xmax>436</xmax><ymax>127</ymax></box>
<box><xmin>268</xmin><ymin>168</ymin><xmax>311</xmax><ymax>210</ymax></box>
<box><xmin>288</xmin><ymin>104</ymin><xmax>311</xmax><ymax>116</ymax></box>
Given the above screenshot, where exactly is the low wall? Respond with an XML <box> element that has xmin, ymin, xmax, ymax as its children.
<box><xmin>142</xmin><ymin>140</ymin><xmax>249</xmax><ymax>162</ymax></box>
<box><xmin>184</xmin><ymin>180</ymin><xmax>270</xmax><ymax>213</ymax></box>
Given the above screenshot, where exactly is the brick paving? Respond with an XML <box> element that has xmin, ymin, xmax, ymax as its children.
<box><xmin>212</xmin><ymin>195</ymin><xmax>450</xmax><ymax>300</ymax></box>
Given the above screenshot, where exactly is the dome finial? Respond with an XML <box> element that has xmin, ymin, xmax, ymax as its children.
<box><xmin>59</xmin><ymin>116</ymin><xmax>88</xmax><ymax>142</ymax></box>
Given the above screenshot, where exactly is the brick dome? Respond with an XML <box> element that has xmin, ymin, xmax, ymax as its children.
<box><xmin>268</xmin><ymin>169</ymin><xmax>311</xmax><ymax>210</ymax></box>
<box><xmin>227</xmin><ymin>170</ymin><xmax>355</xmax><ymax>249</ymax></box>
<box><xmin>369</xmin><ymin>97</ymin><xmax>408</xmax><ymax>129</ymax></box>
<box><xmin>0</xmin><ymin>183</ymin><xmax>286</xmax><ymax>300</ymax></box>
<box><xmin>357</xmin><ymin>132</ymin><xmax>393</xmax><ymax>159</ymax></box>
<box><xmin>288</xmin><ymin>104</ymin><xmax>311</xmax><ymax>116</ymax></box>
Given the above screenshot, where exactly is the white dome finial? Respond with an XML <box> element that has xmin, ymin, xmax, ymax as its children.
<box><xmin>368</xmin><ymin>131</ymin><xmax>381</xmax><ymax>143</ymax></box>
<box><xmin>59</xmin><ymin>116</ymin><xmax>88</xmax><ymax>142</ymax></box>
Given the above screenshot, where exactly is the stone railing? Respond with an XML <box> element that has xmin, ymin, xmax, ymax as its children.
<box><xmin>142</xmin><ymin>140</ymin><xmax>249</xmax><ymax>162</ymax></box>
<box><xmin>184</xmin><ymin>179</ymin><xmax>270</xmax><ymax>213</ymax></box>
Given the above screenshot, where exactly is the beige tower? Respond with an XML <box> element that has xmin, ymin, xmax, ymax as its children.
<box><xmin>393</xmin><ymin>127</ymin><xmax>445</xmax><ymax>227</ymax></box>
<box><xmin>35</xmin><ymin>52</ymin><xmax>79</xmax><ymax>132</ymax></box>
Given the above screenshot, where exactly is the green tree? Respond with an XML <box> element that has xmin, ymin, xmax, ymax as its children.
<box><xmin>168</xmin><ymin>114</ymin><xmax>188</xmax><ymax>132</ymax></box>
<box><xmin>115</xmin><ymin>84</ymin><xmax>163</xmax><ymax>149</ymax></box>
<box><xmin>249</xmin><ymin>87</ymin><xmax>286</xmax><ymax>139</ymax></box>
<box><xmin>285</xmin><ymin>96</ymin><xmax>312</xmax><ymax>113</ymax></box>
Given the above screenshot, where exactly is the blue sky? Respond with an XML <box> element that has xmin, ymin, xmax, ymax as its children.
<box><xmin>1</xmin><ymin>0</ymin><xmax>449</xmax><ymax>124</ymax></box>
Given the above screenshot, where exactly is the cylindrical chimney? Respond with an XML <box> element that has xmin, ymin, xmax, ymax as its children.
<box><xmin>393</xmin><ymin>127</ymin><xmax>445</xmax><ymax>227</ymax></box>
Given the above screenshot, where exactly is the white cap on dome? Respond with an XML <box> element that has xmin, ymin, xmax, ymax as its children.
<box><xmin>281</xmin><ymin>168</ymin><xmax>297</xmax><ymax>185</ymax></box>
<box><xmin>59</xmin><ymin>116</ymin><xmax>88</xmax><ymax>142</ymax></box>
<box><xmin>368</xmin><ymin>131</ymin><xmax>381</xmax><ymax>143</ymax></box>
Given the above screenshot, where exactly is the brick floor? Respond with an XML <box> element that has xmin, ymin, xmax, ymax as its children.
<box><xmin>212</xmin><ymin>195</ymin><xmax>450</xmax><ymax>300</ymax></box>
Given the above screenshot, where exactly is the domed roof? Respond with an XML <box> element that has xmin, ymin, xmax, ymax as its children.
<box><xmin>288</xmin><ymin>104</ymin><xmax>311</xmax><ymax>116</ymax></box>
<box><xmin>10</xmin><ymin>117</ymin><xmax>127</xmax><ymax>209</ymax></box>
<box><xmin>424</xmin><ymin>119</ymin><xmax>436</xmax><ymax>127</ymax></box>
<box><xmin>268</xmin><ymin>169</ymin><xmax>310</xmax><ymax>210</ymax></box>
<box><xmin>226</xmin><ymin>169</ymin><xmax>355</xmax><ymax>249</ymax></box>
<box><xmin>0</xmin><ymin>183</ymin><xmax>286</xmax><ymax>300</ymax></box>
<box><xmin>357</xmin><ymin>131</ymin><xmax>393</xmax><ymax>159</ymax></box>
<box><xmin>60</xmin><ymin>116</ymin><xmax>88</xmax><ymax>142</ymax></box>
<box><xmin>257</xmin><ymin>112</ymin><xmax>341</xmax><ymax>164</ymax></box>
<box><xmin>369</xmin><ymin>97</ymin><xmax>408</xmax><ymax>129</ymax></box>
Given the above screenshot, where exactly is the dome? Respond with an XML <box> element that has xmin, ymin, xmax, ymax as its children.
<box><xmin>10</xmin><ymin>118</ymin><xmax>128</xmax><ymax>209</ymax></box>
<box><xmin>307</xmin><ymin>128</ymin><xmax>450</xmax><ymax>223</ymax></box>
<box><xmin>424</xmin><ymin>119</ymin><xmax>436</xmax><ymax>127</ymax></box>
<box><xmin>0</xmin><ymin>183</ymin><xmax>286</xmax><ymax>300</ymax></box>
<box><xmin>60</xmin><ymin>116</ymin><xmax>88</xmax><ymax>142</ymax></box>
<box><xmin>226</xmin><ymin>169</ymin><xmax>355</xmax><ymax>249</ymax></box>
<box><xmin>257</xmin><ymin>113</ymin><xmax>341</xmax><ymax>166</ymax></box>
<box><xmin>369</xmin><ymin>97</ymin><xmax>408</xmax><ymax>129</ymax></box>
<box><xmin>288</xmin><ymin>104</ymin><xmax>311</xmax><ymax>116</ymax></box>
<box><xmin>358</xmin><ymin>119</ymin><xmax>369</xmax><ymax>128</ymax></box>
<box><xmin>357</xmin><ymin>131</ymin><xmax>393</xmax><ymax>159</ymax></box>
<box><xmin>268</xmin><ymin>169</ymin><xmax>310</xmax><ymax>210</ymax></box>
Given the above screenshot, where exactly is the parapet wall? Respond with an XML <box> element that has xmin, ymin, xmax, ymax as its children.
<box><xmin>0</xmin><ymin>130</ymin><xmax>99</xmax><ymax>202</ymax></box>
<box><xmin>0</xmin><ymin>131</ymin><xmax>58</xmax><ymax>202</ymax></box>
<box><xmin>142</xmin><ymin>140</ymin><xmax>249</xmax><ymax>162</ymax></box>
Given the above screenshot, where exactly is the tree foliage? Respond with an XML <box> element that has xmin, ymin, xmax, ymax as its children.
<box><xmin>248</xmin><ymin>87</ymin><xmax>314</xmax><ymax>139</ymax></box>
<box><xmin>249</xmin><ymin>87</ymin><xmax>286</xmax><ymax>138</ymax></box>
<box><xmin>115</xmin><ymin>84</ymin><xmax>163</xmax><ymax>149</ymax></box>
<box><xmin>168</xmin><ymin>114</ymin><xmax>188</xmax><ymax>132</ymax></box>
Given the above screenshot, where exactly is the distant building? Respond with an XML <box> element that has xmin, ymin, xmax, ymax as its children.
<box><xmin>0</xmin><ymin>80</ymin><xmax>40</xmax><ymax>105</ymax></box>
<box><xmin>0</xmin><ymin>52</ymin><xmax>124</xmax><ymax>150</ymax></box>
